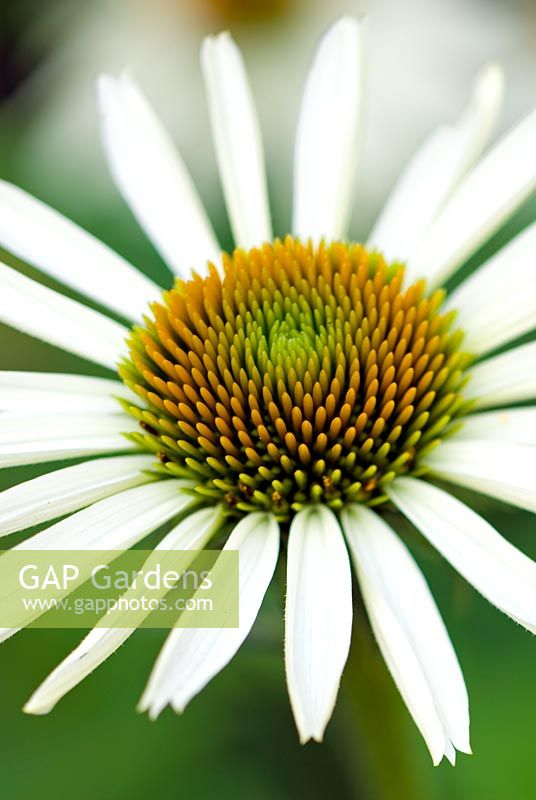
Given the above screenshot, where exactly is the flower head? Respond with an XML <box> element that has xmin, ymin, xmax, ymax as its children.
<box><xmin>123</xmin><ymin>238</ymin><xmax>471</xmax><ymax>518</ymax></box>
<box><xmin>0</xmin><ymin>16</ymin><xmax>535</xmax><ymax>767</ymax></box>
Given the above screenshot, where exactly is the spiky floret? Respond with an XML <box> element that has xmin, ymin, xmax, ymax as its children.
<box><xmin>119</xmin><ymin>237</ymin><xmax>473</xmax><ymax>521</ymax></box>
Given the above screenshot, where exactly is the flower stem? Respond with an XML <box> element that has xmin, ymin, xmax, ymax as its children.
<box><xmin>333</xmin><ymin>610</ymin><xmax>421</xmax><ymax>800</ymax></box>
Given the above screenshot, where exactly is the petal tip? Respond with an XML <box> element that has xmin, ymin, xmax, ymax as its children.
<box><xmin>474</xmin><ymin>62</ymin><xmax>505</xmax><ymax>105</ymax></box>
<box><xmin>22</xmin><ymin>696</ymin><xmax>49</xmax><ymax>716</ymax></box>
<box><xmin>330</xmin><ymin>15</ymin><xmax>362</xmax><ymax>34</ymax></box>
<box><xmin>171</xmin><ymin>698</ymin><xmax>186</xmax><ymax>715</ymax></box>
<box><xmin>144</xmin><ymin>704</ymin><xmax>163</xmax><ymax>722</ymax></box>
<box><xmin>296</xmin><ymin>721</ymin><xmax>325</xmax><ymax>745</ymax></box>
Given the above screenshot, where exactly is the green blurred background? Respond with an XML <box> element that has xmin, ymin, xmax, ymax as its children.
<box><xmin>1</xmin><ymin>0</ymin><xmax>536</xmax><ymax>797</ymax></box>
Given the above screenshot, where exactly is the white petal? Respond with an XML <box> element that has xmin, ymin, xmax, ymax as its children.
<box><xmin>0</xmin><ymin>260</ymin><xmax>127</xmax><ymax>369</ymax></box>
<box><xmin>0</xmin><ymin>479</ymin><xmax>195</xmax><ymax>642</ymax></box>
<box><xmin>454</xmin><ymin>408</ymin><xmax>536</xmax><ymax>445</ymax></box>
<box><xmin>0</xmin><ymin>180</ymin><xmax>159</xmax><ymax>321</ymax></box>
<box><xmin>15</xmin><ymin>478</ymin><xmax>191</xmax><ymax>550</ymax></box>
<box><xmin>0</xmin><ymin>453</ymin><xmax>156</xmax><ymax>536</ymax></box>
<box><xmin>292</xmin><ymin>17</ymin><xmax>364</xmax><ymax>243</ymax></box>
<box><xmin>139</xmin><ymin>511</ymin><xmax>279</xmax><ymax>718</ymax></box>
<box><xmin>465</xmin><ymin>341</ymin><xmax>536</xmax><ymax>409</ymax></box>
<box><xmin>369</xmin><ymin>129</ymin><xmax>457</xmax><ymax>263</ymax></box>
<box><xmin>285</xmin><ymin>504</ymin><xmax>353</xmax><ymax>743</ymax></box>
<box><xmin>23</xmin><ymin>505</ymin><xmax>222</xmax><ymax>715</ymax></box>
<box><xmin>407</xmin><ymin>108</ymin><xmax>536</xmax><ymax>287</ymax></box>
<box><xmin>357</xmin><ymin>575</ymin><xmax>446</xmax><ymax>764</ymax></box>
<box><xmin>369</xmin><ymin>64</ymin><xmax>504</xmax><ymax>263</ymax></box>
<box><xmin>446</xmin><ymin>222</ymin><xmax>536</xmax><ymax>354</ymax></box>
<box><xmin>342</xmin><ymin>504</ymin><xmax>470</xmax><ymax>764</ymax></box>
<box><xmin>423</xmin><ymin>440</ymin><xmax>536</xmax><ymax>513</ymax></box>
<box><xmin>444</xmin><ymin>741</ymin><xmax>457</xmax><ymax>766</ymax></box>
<box><xmin>201</xmin><ymin>34</ymin><xmax>271</xmax><ymax>250</ymax></box>
<box><xmin>0</xmin><ymin>371</ymin><xmax>128</xmax><ymax>413</ymax></box>
<box><xmin>97</xmin><ymin>74</ymin><xmax>220</xmax><ymax>277</ymax></box>
<box><xmin>0</xmin><ymin>412</ymin><xmax>133</xmax><ymax>467</ymax></box>
<box><xmin>387</xmin><ymin>477</ymin><xmax>536</xmax><ymax>633</ymax></box>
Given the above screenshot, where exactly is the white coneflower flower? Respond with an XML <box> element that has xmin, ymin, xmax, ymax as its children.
<box><xmin>0</xmin><ymin>16</ymin><xmax>535</xmax><ymax>765</ymax></box>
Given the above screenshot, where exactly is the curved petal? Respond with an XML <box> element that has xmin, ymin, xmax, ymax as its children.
<box><xmin>24</xmin><ymin>505</ymin><xmax>222</xmax><ymax>715</ymax></box>
<box><xmin>97</xmin><ymin>74</ymin><xmax>220</xmax><ymax>277</ymax></box>
<box><xmin>454</xmin><ymin>408</ymin><xmax>536</xmax><ymax>445</ymax></box>
<box><xmin>0</xmin><ymin>371</ymin><xmax>128</xmax><ymax>414</ymax></box>
<box><xmin>370</xmin><ymin>64</ymin><xmax>503</xmax><ymax>263</ymax></box>
<box><xmin>446</xmin><ymin>221</ymin><xmax>536</xmax><ymax>354</ymax></box>
<box><xmin>285</xmin><ymin>504</ymin><xmax>353</xmax><ymax>743</ymax></box>
<box><xmin>387</xmin><ymin>477</ymin><xmax>536</xmax><ymax>633</ymax></box>
<box><xmin>0</xmin><ymin>260</ymin><xmax>127</xmax><ymax>369</ymax></box>
<box><xmin>201</xmin><ymin>33</ymin><xmax>272</xmax><ymax>249</ymax></box>
<box><xmin>465</xmin><ymin>341</ymin><xmax>536</xmax><ymax>409</ymax></box>
<box><xmin>0</xmin><ymin>453</ymin><xmax>156</xmax><ymax>536</ymax></box>
<box><xmin>407</xmin><ymin>107</ymin><xmax>536</xmax><ymax>287</ymax></box>
<box><xmin>16</xmin><ymin>479</ymin><xmax>193</xmax><ymax>551</ymax></box>
<box><xmin>423</xmin><ymin>440</ymin><xmax>536</xmax><ymax>513</ymax></box>
<box><xmin>342</xmin><ymin>505</ymin><xmax>471</xmax><ymax>763</ymax></box>
<box><xmin>0</xmin><ymin>411</ymin><xmax>133</xmax><ymax>467</ymax></box>
<box><xmin>139</xmin><ymin>511</ymin><xmax>279</xmax><ymax>718</ymax></box>
<box><xmin>0</xmin><ymin>479</ymin><xmax>195</xmax><ymax>643</ymax></box>
<box><xmin>342</xmin><ymin>504</ymin><xmax>469</xmax><ymax>764</ymax></box>
<box><xmin>292</xmin><ymin>17</ymin><xmax>364</xmax><ymax>243</ymax></box>
<box><xmin>0</xmin><ymin>180</ymin><xmax>159</xmax><ymax>320</ymax></box>
<box><xmin>359</xmin><ymin>576</ymin><xmax>447</xmax><ymax>764</ymax></box>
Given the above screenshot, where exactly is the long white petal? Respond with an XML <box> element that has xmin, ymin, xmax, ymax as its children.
<box><xmin>139</xmin><ymin>511</ymin><xmax>279</xmax><ymax>718</ymax></box>
<box><xmin>15</xmin><ymin>478</ymin><xmax>190</xmax><ymax>550</ymax></box>
<box><xmin>285</xmin><ymin>504</ymin><xmax>353</xmax><ymax>743</ymax></box>
<box><xmin>0</xmin><ymin>412</ymin><xmax>133</xmax><ymax>467</ymax></box>
<box><xmin>342</xmin><ymin>504</ymin><xmax>469</xmax><ymax>764</ymax></box>
<box><xmin>446</xmin><ymin>222</ymin><xmax>536</xmax><ymax>354</ymax></box>
<box><xmin>454</xmin><ymin>408</ymin><xmax>536</xmax><ymax>445</ymax></box>
<box><xmin>407</xmin><ymin>108</ymin><xmax>536</xmax><ymax>287</ymax></box>
<box><xmin>97</xmin><ymin>74</ymin><xmax>220</xmax><ymax>277</ymax></box>
<box><xmin>0</xmin><ymin>479</ymin><xmax>195</xmax><ymax>643</ymax></box>
<box><xmin>201</xmin><ymin>33</ymin><xmax>271</xmax><ymax>249</ymax></box>
<box><xmin>465</xmin><ymin>341</ymin><xmax>536</xmax><ymax>409</ymax></box>
<box><xmin>423</xmin><ymin>440</ymin><xmax>536</xmax><ymax>513</ymax></box>
<box><xmin>24</xmin><ymin>505</ymin><xmax>221</xmax><ymax>715</ymax></box>
<box><xmin>358</xmin><ymin>575</ymin><xmax>447</xmax><ymax>764</ymax></box>
<box><xmin>0</xmin><ymin>454</ymin><xmax>156</xmax><ymax>536</ymax></box>
<box><xmin>0</xmin><ymin>260</ymin><xmax>127</xmax><ymax>369</ymax></box>
<box><xmin>369</xmin><ymin>64</ymin><xmax>503</xmax><ymax>262</ymax></box>
<box><xmin>292</xmin><ymin>17</ymin><xmax>364</xmax><ymax>243</ymax></box>
<box><xmin>387</xmin><ymin>477</ymin><xmax>536</xmax><ymax>632</ymax></box>
<box><xmin>0</xmin><ymin>371</ymin><xmax>128</xmax><ymax>413</ymax></box>
<box><xmin>0</xmin><ymin>180</ymin><xmax>158</xmax><ymax>320</ymax></box>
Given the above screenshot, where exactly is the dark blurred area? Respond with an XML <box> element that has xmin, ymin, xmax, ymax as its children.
<box><xmin>0</xmin><ymin>0</ymin><xmax>67</xmax><ymax>100</ymax></box>
<box><xmin>1</xmin><ymin>1</ymin><xmax>38</xmax><ymax>100</ymax></box>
